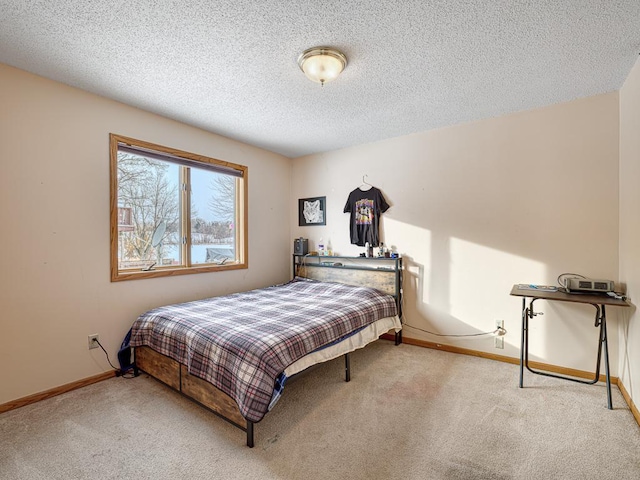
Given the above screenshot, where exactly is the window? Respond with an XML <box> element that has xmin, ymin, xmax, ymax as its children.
<box><xmin>110</xmin><ymin>134</ymin><xmax>248</xmax><ymax>281</ymax></box>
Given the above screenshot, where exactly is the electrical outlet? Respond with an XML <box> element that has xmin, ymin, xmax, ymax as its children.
<box><xmin>494</xmin><ymin>320</ymin><xmax>504</xmax><ymax>349</ymax></box>
<box><xmin>88</xmin><ymin>334</ymin><xmax>99</xmax><ymax>350</ymax></box>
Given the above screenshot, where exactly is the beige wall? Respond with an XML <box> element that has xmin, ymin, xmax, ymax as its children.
<box><xmin>619</xmin><ymin>57</ymin><xmax>640</xmax><ymax>405</ymax></box>
<box><xmin>293</xmin><ymin>93</ymin><xmax>621</xmax><ymax>373</ymax></box>
<box><xmin>0</xmin><ymin>64</ymin><xmax>292</xmax><ymax>405</ymax></box>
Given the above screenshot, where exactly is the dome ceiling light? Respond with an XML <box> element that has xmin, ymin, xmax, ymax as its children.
<box><xmin>298</xmin><ymin>47</ymin><xmax>347</xmax><ymax>86</ymax></box>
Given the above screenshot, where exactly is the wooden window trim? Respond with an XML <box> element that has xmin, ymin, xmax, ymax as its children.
<box><xmin>109</xmin><ymin>134</ymin><xmax>248</xmax><ymax>282</ymax></box>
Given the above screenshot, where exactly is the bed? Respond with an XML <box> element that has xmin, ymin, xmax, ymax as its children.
<box><xmin>131</xmin><ymin>258</ymin><xmax>402</xmax><ymax>447</ymax></box>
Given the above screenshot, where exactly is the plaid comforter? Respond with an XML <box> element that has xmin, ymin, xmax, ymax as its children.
<box><xmin>130</xmin><ymin>279</ymin><xmax>397</xmax><ymax>422</ymax></box>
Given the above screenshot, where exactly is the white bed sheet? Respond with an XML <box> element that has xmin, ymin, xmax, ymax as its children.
<box><xmin>283</xmin><ymin>315</ymin><xmax>402</xmax><ymax>377</ymax></box>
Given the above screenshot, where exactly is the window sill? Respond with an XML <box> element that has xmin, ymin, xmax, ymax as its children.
<box><xmin>111</xmin><ymin>262</ymin><xmax>247</xmax><ymax>282</ymax></box>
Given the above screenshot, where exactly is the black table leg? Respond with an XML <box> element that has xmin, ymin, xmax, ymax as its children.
<box><xmin>520</xmin><ymin>299</ymin><xmax>612</xmax><ymax>409</ymax></box>
<box><xmin>519</xmin><ymin>297</ymin><xmax>526</xmax><ymax>388</ymax></box>
<box><xmin>601</xmin><ymin>305</ymin><xmax>612</xmax><ymax>410</ymax></box>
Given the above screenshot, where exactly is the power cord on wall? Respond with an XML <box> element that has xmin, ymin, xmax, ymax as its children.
<box><xmin>403</xmin><ymin>324</ymin><xmax>507</xmax><ymax>338</ymax></box>
<box><xmin>399</xmin><ymin>283</ymin><xmax>507</xmax><ymax>338</ymax></box>
<box><xmin>294</xmin><ymin>253</ymin><xmax>312</xmax><ymax>278</ymax></box>
<box><xmin>94</xmin><ymin>339</ymin><xmax>135</xmax><ymax>379</ymax></box>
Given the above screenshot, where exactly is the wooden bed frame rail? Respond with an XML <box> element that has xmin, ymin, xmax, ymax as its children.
<box><xmin>134</xmin><ymin>345</ymin><xmax>354</xmax><ymax>447</ymax></box>
<box><xmin>134</xmin><ymin>345</ymin><xmax>255</xmax><ymax>446</ymax></box>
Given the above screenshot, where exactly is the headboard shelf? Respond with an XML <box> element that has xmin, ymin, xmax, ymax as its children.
<box><xmin>296</xmin><ymin>254</ymin><xmax>397</xmax><ymax>260</ymax></box>
<box><xmin>303</xmin><ymin>263</ymin><xmax>396</xmax><ymax>272</ymax></box>
<box><xmin>293</xmin><ymin>254</ymin><xmax>400</xmax><ymax>275</ymax></box>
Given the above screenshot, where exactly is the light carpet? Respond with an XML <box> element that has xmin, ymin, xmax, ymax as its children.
<box><xmin>1</xmin><ymin>342</ymin><xmax>639</xmax><ymax>479</ymax></box>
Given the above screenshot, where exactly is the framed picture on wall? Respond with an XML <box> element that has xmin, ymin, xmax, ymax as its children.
<box><xmin>298</xmin><ymin>196</ymin><xmax>326</xmax><ymax>226</ymax></box>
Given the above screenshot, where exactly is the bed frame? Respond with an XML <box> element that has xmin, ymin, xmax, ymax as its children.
<box><xmin>133</xmin><ymin>255</ymin><xmax>403</xmax><ymax>447</ymax></box>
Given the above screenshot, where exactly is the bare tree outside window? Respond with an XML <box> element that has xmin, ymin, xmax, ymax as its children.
<box><xmin>117</xmin><ymin>153</ymin><xmax>180</xmax><ymax>268</ymax></box>
<box><xmin>208</xmin><ymin>174</ymin><xmax>236</xmax><ymax>221</ymax></box>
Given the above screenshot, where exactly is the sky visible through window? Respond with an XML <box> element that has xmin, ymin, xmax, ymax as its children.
<box><xmin>161</xmin><ymin>167</ymin><xmax>227</xmax><ymax>222</ymax></box>
<box><xmin>191</xmin><ymin>169</ymin><xmax>220</xmax><ymax>222</ymax></box>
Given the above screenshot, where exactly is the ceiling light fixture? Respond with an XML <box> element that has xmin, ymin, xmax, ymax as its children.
<box><xmin>298</xmin><ymin>47</ymin><xmax>347</xmax><ymax>86</ymax></box>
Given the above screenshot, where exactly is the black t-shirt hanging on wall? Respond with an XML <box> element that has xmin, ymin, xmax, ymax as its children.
<box><xmin>343</xmin><ymin>187</ymin><xmax>390</xmax><ymax>247</ymax></box>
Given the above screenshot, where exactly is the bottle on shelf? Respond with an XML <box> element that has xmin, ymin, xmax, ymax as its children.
<box><xmin>318</xmin><ymin>237</ymin><xmax>324</xmax><ymax>256</ymax></box>
<box><xmin>327</xmin><ymin>239</ymin><xmax>333</xmax><ymax>256</ymax></box>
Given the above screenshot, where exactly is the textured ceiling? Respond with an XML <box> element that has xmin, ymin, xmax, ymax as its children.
<box><xmin>1</xmin><ymin>1</ymin><xmax>639</xmax><ymax>158</ymax></box>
